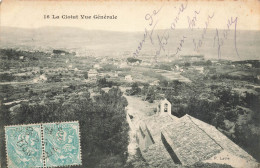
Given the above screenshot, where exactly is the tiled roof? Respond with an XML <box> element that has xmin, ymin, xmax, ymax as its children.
<box><xmin>138</xmin><ymin>114</ymin><xmax>258</xmax><ymax>167</ymax></box>
<box><xmin>142</xmin><ymin>115</ymin><xmax>178</xmax><ymax>142</ymax></box>
<box><xmin>141</xmin><ymin>139</ymin><xmax>178</xmax><ymax>168</ymax></box>
<box><xmin>161</xmin><ymin>115</ymin><xmax>223</xmax><ymax>165</ymax></box>
<box><xmin>188</xmin><ymin>115</ymin><xmax>257</xmax><ymax>162</ymax></box>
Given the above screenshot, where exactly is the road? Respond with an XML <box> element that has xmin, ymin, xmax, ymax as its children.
<box><xmin>123</xmin><ymin>91</ymin><xmax>158</xmax><ymax>165</ymax></box>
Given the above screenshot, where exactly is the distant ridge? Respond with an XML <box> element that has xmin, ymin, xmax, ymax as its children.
<box><xmin>1</xmin><ymin>26</ymin><xmax>260</xmax><ymax>61</ymax></box>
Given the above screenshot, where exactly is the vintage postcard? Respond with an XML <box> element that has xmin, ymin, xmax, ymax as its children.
<box><xmin>0</xmin><ymin>0</ymin><xmax>259</xmax><ymax>167</ymax></box>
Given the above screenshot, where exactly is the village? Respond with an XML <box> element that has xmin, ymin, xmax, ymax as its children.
<box><xmin>0</xmin><ymin>48</ymin><xmax>260</xmax><ymax>167</ymax></box>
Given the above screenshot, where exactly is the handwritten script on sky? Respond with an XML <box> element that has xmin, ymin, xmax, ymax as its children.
<box><xmin>132</xmin><ymin>2</ymin><xmax>239</xmax><ymax>60</ymax></box>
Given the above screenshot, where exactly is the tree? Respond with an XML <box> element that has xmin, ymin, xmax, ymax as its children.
<box><xmin>97</xmin><ymin>78</ymin><xmax>113</xmax><ymax>88</ymax></box>
<box><xmin>225</xmin><ymin>109</ymin><xmax>238</xmax><ymax>122</ymax></box>
<box><xmin>159</xmin><ymin>80</ymin><xmax>168</xmax><ymax>87</ymax></box>
<box><xmin>147</xmin><ymin>89</ymin><xmax>156</xmax><ymax>103</ymax></box>
<box><xmin>127</xmin><ymin>57</ymin><xmax>142</xmax><ymax>63</ymax></box>
<box><xmin>0</xmin><ymin>73</ymin><xmax>14</xmax><ymax>82</ymax></box>
<box><xmin>206</xmin><ymin>60</ymin><xmax>212</xmax><ymax>66</ymax></box>
<box><xmin>184</xmin><ymin>62</ymin><xmax>191</xmax><ymax>67</ymax></box>
<box><xmin>131</xmin><ymin>82</ymin><xmax>141</xmax><ymax>93</ymax></box>
<box><xmin>127</xmin><ymin>82</ymin><xmax>141</xmax><ymax>95</ymax></box>
<box><xmin>53</xmin><ymin>49</ymin><xmax>69</xmax><ymax>55</ymax></box>
<box><xmin>8</xmin><ymin>87</ymin><xmax>130</xmax><ymax>167</ymax></box>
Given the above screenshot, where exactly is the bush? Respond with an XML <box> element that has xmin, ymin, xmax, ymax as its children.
<box><xmin>126</xmin><ymin>82</ymin><xmax>141</xmax><ymax>96</ymax></box>
<box><xmin>4</xmin><ymin>87</ymin><xmax>130</xmax><ymax>167</ymax></box>
<box><xmin>184</xmin><ymin>62</ymin><xmax>191</xmax><ymax>67</ymax></box>
<box><xmin>100</xmin><ymin>64</ymin><xmax>118</xmax><ymax>72</ymax></box>
<box><xmin>53</xmin><ymin>49</ymin><xmax>69</xmax><ymax>55</ymax></box>
<box><xmin>0</xmin><ymin>73</ymin><xmax>14</xmax><ymax>82</ymax></box>
<box><xmin>127</xmin><ymin>57</ymin><xmax>142</xmax><ymax>63</ymax></box>
<box><xmin>225</xmin><ymin>109</ymin><xmax>238</xmax><ymax>122</ymax></box>
<box><xmin>97</xmin><ymin>78</ymin><xmax>114</xmax><ymax>88</ymax></box>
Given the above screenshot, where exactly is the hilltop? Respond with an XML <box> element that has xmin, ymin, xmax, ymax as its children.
<box><xmin>1</xmin><ymin>26</ymin><xmax>260</xmax><ymax>60</ymax></box>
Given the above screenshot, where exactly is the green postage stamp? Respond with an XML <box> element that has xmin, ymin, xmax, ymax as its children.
<box><xmin>5</xmin><ymin>121</ymin><xmax>81</xmax><ymax>168</ymax></box>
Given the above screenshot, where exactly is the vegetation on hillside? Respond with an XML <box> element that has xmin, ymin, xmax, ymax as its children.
<box><xmin>0</xmin><ymin>47</ymin><xmax>130</xmax><ymax>168</ymax></box>
<box><xmin>130</xmin><ymin>61</ymin><xmax>260</xmax><ymax>162</ymax></box>
<box><xmin>127</xmin><ymin>57</ymin><xmax>142</xmax><ymax>63</ymax></box>
<box><xmin>1</xmin><ymin>87</ymin><xmax>129</xmax><ymax>168</ymax></box>
<box><xmin>1</xmin><ymin>48</ymin><xmax>259</xmax><ymax>167</ymax></box>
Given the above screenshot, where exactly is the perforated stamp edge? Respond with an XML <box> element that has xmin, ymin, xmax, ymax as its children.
<box><xmin>4</xmin><ymin>121</ymin><xmax>82</xmax><ymax>168</ymax></box>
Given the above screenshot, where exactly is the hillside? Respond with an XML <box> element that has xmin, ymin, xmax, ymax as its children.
<box><xmin>1</xmin><ymin>26</ymin><xmax>260</xmax><ymax>60</ymax></box>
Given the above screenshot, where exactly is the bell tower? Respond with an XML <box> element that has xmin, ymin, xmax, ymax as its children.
<box><xmin>157</xmin><ymin>99</ymin><xmax>171</xmax><ymax>116</ymax></box>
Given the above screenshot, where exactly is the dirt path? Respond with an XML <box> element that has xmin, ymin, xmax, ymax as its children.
<box><xmin>123</xmin><ymin>92</ymin><xmax>158</xmax><ymax>165</ymax></box>
<box><xmin>0</xmin><ymin>80</ymin><xmax>34</xmax><ymax>85</ymax></box>
<box><xmin>125</xmin><ymin>95</ymin><xmax>157</xmax><ymax>121</ymax></box>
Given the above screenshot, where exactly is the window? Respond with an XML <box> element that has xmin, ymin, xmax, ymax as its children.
<box><xmin>164</xmin><ymin>103</ymin><xmax>168</xmax><ymax>112</ymax></box>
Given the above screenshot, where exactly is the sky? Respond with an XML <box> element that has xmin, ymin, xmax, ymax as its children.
<box><xmin>0</xmin><ymin>0</ymin><xmax>260</xmax><ymax>31</ymax></box>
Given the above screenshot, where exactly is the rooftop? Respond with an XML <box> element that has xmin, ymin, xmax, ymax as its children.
<box><xmin>161</xmin><ymin>115</ymin><xmax>222</xmax><ymax>165</ymax></box>
<box><xmin>141</xmin><ymin>115</ymin><xmax>177</xmax><ymax>142</ymax></box>
<box><xmin>140</xmin><ymin>114</ymin><xmax>257</xmax><ymax>166</ymax></box>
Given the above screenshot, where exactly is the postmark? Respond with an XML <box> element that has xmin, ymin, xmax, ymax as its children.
<box><xmin>5</xmin><ymin>124</ymin><xmax>43</xmax><ymax>168</ymax></box>
<box><xmin>5</xmin><ymin>121</ymin><xmax>81</xmax><ymax>168</ymax></box>
<box><xmin>43</xmin><ymin>122</ymin><xmax>81</xmax><ymax>167</ymax></box>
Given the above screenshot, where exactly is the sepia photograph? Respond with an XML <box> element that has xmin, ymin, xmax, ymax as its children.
<box><xmin>0</xmin><ymin>0</ymin><xmax>259</xmax><ymax>167</ymax></box>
